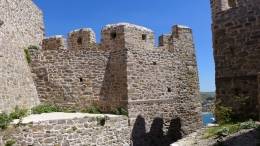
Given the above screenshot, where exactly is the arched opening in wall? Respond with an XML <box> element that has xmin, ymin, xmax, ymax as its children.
<box><xmin>167</xmin><ymin>87</ymin><xmax>171</xmax><ymax>92</ymax></box>
<box><xmin>77</xmin><ymin>37</ymin><xmax>83</xmax><ymax>44</ymax></box>
<box><xmin>110</xmin><ymin>32</ymin><xmax>117</xmax><ymax>39</ymax></box>
<box><xmin>153</xmin><ymin>62</ymin><xmax>157</xmax><ymax>65</ymax></box>
<box><xmin>142</xmin><ymin>34</ymin><xmax>147</xmax><ymax>40</ymax></box>
<box><xmin>228</xmin><ymin>0</ymin><xmax>237</xmax><ymax>8</ymax></box>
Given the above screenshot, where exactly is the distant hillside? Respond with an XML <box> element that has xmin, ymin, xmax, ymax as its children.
<box><xmin>200</xmin><ymin>92</ymin><xmax>215</xmax><ymax>100</ymax></box>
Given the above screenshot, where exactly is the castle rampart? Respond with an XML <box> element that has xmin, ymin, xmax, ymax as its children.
<box><xmin>0</xmin><ymin>0</ymin><xmax>201</xmax><ymax>144</ymax></box>
<box><xmin>68</xmin><ymin>28</ymin><xmax>96</xmax><ymax>50</ymax></box>
<box><xmin>28</xmin><ymin>23</ymin><xmax>201</xmax><ymax>145</ymax></box>
<box><xmin>42</xmin><ymin>35</ymin><xmax>66</xmax><ymax>50</ymax></box>
<box><xmin>0</xmin><ymin>0</ymin><xmax>44</xmax><ymax>113</ymax></box>
<box><xmin>211</xmin><ymin>0</ymin><xmax>260</xmax><ymax>118</ymax></box>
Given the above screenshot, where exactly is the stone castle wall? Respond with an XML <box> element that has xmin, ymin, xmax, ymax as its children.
<box><xmin>0</xmin><ymin>0</ymin><xmax>202</xmax><ymax>145</ymax></box>
<box><xmin>29</xmin><ymin>23</ymin><xmax>201</xmax><ymax>145</ymax></box>
<box><xmin>0</xmin><ymin>115</ymin><xmax>130</xmax><ymax>146</ymax></box>
<box><xmin>128</xmin><ymin>25</ymin><xmax>201</xmax><ymax>145</ymax></box>
<box><xmin>0</xmin><ymin>0</ymin><xmax>44</xmax><ymax>113</ymax></box>
<box><xmin>211</xmin><ymin>0</ymin><xmax>260</xmax><ymax>117</ymax></box>
<box><xmin>68</xmin><ymin>28</ymin><xmax>96</xmax><ymax>50</ymax></box>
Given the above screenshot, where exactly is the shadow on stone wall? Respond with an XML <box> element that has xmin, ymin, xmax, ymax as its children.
<box><xmin>132</xmin><ymin>115</ymin><xmax>182</xmax><ymax>146</ymax></box>
<box><xmin>99</xmin><ymin>53</ymin><xmax>111</xmax><ymax>112</ymax></box>
<box><xmin>99</xmin><ymin>49</ymin><xmax>128</xmax><ymax>112</ymax></box>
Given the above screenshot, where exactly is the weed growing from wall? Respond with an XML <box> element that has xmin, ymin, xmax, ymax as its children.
<box><xmin>5</xmin><ymin>140</ymin><xmax>15</xmax><ymax>146</ymax></box>
<box><xmin>0</xmin><ymin>112</ymin><xmax>12</xmax><ymax>130</ymax></box>
<box><xmin>0</xmin><ymin>106</ymin><xmax>28</xmax><ymax>129</ymax></box>
<box><xmin>24</xmin><ymin>49</ymin><xmax>31</xmax><ymax>63</ymax></box>
<box><xmin>214</xmin><ymin>99</ymin><xmax>233</xmax><ymax>124</ymax></box>
<box><xmin>90</xmin><ymin>106</ymin><xmax>101</xmax><ymax>114</ymax></box>
<box><xmin>9</xmin><ymin>105</ymin><xmax>28</xmax><ymax>120</ymax></box>
<box><xmin>72</xmin><ymin>126</ymin><xmax>77</xmax><ymax>131</ymax></box>
<box><xmin>31</xmin><ymin>104</ymin><xmax>63</xmax><ymax>114</ymax></box>
<box><xmin>96</xmin><ymin>115</ymin><xmax>108</xmax><ymax>126</ymax></box>
<box><xmin>81</xmin><ymin>109</ymin><xmax>89</xmax><ymax>113</ymax></box>
<box><xmin>202</xmin><ymin>119</ymin><xmax>259</xmax><ymax>139</ymax></box>
<box><xmin>235</xmin><ymin>94</ymin><xmax>249</xmax><ymax>121</ymax></box>
<box><xmin>28</xmin><ymin>45</ymin><xmax>40</xmax><ymax>50</ymax></box>
<box><xmin>24</xmin><ymin>45</ymin><xmax>40</xmax><ymax>64</ymax></box>
<box><xmin>113</xmin><ymin>108</ymin><xmax>128</xmax><ymax>116</ymax></box>
<box><xmin>64</xmin><ymin>109</ymin><xmax>77</xmax><ymax>113</ymax></box>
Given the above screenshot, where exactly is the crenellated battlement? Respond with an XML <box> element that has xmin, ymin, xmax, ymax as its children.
<box><xmin>68</xmin><ymin>28</ymin><xmax>96</xmax><ymax>50</ymax></box>
<box><xmin>42</xmin><ymin>23</ymin><xmax>158</xmax><ymax>51</ymax></box>
<box><xmin>42</xmin><ymin>35</ymin><xmax>66</xmax><ymax>50</ymax></box>
<box><xmin>43</xmin><ymin>23</ymin><xmax>194</xmax><ymax>52</ymax></box>
<box><xmin>1</xmin><ymin>0</ymin><xmax>201</xmax><ymax>145</ymax></box>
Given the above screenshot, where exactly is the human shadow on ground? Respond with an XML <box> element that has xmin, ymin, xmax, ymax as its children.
<box><xmin>131</xmin><ymin>115</ymin><xmax>182</xmax><ymax>146</ymax></box>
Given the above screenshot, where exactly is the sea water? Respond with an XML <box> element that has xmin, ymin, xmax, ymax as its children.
<box><xmin>202</xmin><ymin>113</ymin><xmax>214</xmax><ymax>126</ymax></box>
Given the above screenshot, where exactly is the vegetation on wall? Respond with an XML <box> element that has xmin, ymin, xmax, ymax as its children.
<box><xmin>28</xmin><ymin>45</ymin><xmax>40</xmax><ymax>50</ymax></box>
<box><xmin>0</xmin><ymin>112</ymin><xmax>12</xmax><ymax>130</ymax></box>
<box><xmin>31</xmin><ymin>104</ymin><xmax>63</xmax><ymax>114</ymax></box>
<box><xmin>202</xmin><ymin>119</ymin><xmax>259</xmax><ymax>139</ymax></box>
<box><xmin>90</xmin><ymin>106</ymin><xmax>101</xmax><ymax>114</ymax></box>
<box><xmin>5</xmin><ymin>140</ymin><xmax>15</xmax><ymax>146</ymax></box>
<box><xmin>24</xmin><ymin>45</ymin><xmax>40</xmax><ymax>63</ymax></box>
<box><xmin>9</xmin><ymin>106</ymin><xmax>28</xmax><ymax>120</ymax></box>
<box><xmin>235</xmin><ymin>95</ymin><xmax>250</xmax><ymax>121</ymax></box>
<box><xmin>113</xmin><ymin>108</ymin><xmax>128</xmax><ymax>116</ymax></box>
<box><xmin>0</xmin><ymin>106</ymin><xmax>28</xmax><ymax>130</ymax></box>
<box><xmin>24</xmin><ymin>49</ymin><xmax>31</xmax><ymax>63</ymax></box>
<box><xmin>213</xmin><ymin>99</ymin><xmax>233</xmax><ymax>125</ymax></box>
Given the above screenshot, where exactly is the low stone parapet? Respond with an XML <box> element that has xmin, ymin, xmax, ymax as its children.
<box><xmin>0</xmin><ymin>113</ymin><xmax>130</xmax><ymax>146</ymax></box>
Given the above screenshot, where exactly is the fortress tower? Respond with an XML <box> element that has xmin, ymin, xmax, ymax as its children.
<box><xmin>0</xmin><ymin>0</ymin><xmax>201</xmax><ymax>145</ymax></box>
<box><xmin>29</xmin><ymin>22</ymin><xmax>202</xmax><ymax>145</ymax></box>
<box><xmin>211</xmin><ymin>0</ymin><xmax>260</xmax><ymax>118</ymax></box>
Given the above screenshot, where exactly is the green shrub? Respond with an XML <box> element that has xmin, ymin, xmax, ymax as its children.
<box><xmin>81</xmin><ymin>109</ymin><xmax>89</xmax><ymax>113</ymax></box>
<box><xmin>214</xmin><ymin>99</ymin><xmax>233</xmax><ymax>124</ymax></box>
<box><xmin>24</xmin><ymin>45</ymin><xmax>40</xmax><ymax>64</ymax></box>
<box><xmin>31</xmin><ymin>104</ymin><xmax>63</xmax><ymax>114</ymax></box>
<box><xmin>90</xmin><ymin>106</ymin><xmax>100</xmax><ymax>114</ymax></box>
<box><xmin>113</xmin><ymin>108</ymin><xmax>128</xmax><ymax>116</ymax></box>
<box><xmin>120</xmin><ymin>108</ymin><xmax>128</xmax><ymax>116</ymax></box>
<box><xmin>96</xmin><ymin>115</ymin><xmax>108</xmax><ymax>126</ymax></box>
<box><xmin>24</xmin><ymin>49</ymin><xmax>31</xmax><ymax>63</ymax></box>
<box><xmin>5</xmin><ymin>140</ymin><xmax>15</xmax><ymax>146</ymax></box>
<box><xmin>202</xmin><ymin>119</ymin><xmax>260</xmax><ymax>139</ymax></box>
<box><xmin>64</xmin><ymin>109</ymin><xmax>77</xmax><ymax>113</ymax></box>
<box><xmin>113</xmin><ymin>108</ymin><xmax>120</xmax><ymax>115</ymax></box>
<box><xmin>72</xmin><ymin>126</ymin><xmax>77</xmax><ymax>131</ymax></box>
<box><xmin>28</xmin><ymin>45</ymin><xmax>40</xmax><ymax>50</ymax></box>
<box><xmin>215</xmin><ymin>127</ymin><xmax>229</xmax><ymax>137</ymax></box>
<box><xmin>9</xmin><ymin>106</ymin><xmax>28</xmax><ymax>120</ymax></box>
<box><xmin>235</xmin><ymin>95</ymin><xmax>249</xmax><ymax>121</ymax></box>
<box><xmin>0</xmin><ymin>112</ymin><xmax>12</xmax><ymax>130</ymax></box>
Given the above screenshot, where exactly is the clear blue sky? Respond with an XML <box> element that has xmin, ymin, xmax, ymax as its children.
<box><xmin>33</xmin><ymin>0</ymin><xmax>215</xmax><ymax>92</ymax></box>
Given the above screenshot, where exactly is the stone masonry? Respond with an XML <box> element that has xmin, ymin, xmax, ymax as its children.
<box><xmin>0</xmin><ymin>0</ymin><xmax>44</xmax><ymax>113</ymax></box>
<box><xmin>211</xmin><ymin>0</ymin><xmax>260</xmax><ymax>118</ymax></box>
<box><xmin>29</xmin><ymin>23</ymin><xmax>202</xmax><ymax>145</ymax></box>
<box><xmin>0</xmin><ymin>0</ymin><xmax>202</xmax><ymax>145</ymax></box>
<box><xmin>0</xmin><ymin>115</ymin><xmax>130</xmax><ymax>146</ymax></box>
